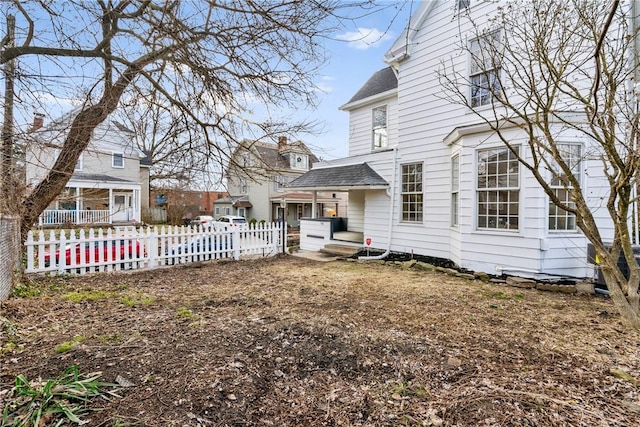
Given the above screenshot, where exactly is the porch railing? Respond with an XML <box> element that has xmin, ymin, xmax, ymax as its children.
<box><xmin>39</xmin><ymin>209</ymin><xmax>111</xmax><ymax>226</ymax></box>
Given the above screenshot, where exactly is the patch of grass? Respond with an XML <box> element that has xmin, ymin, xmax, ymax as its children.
<box><xmin>514</xmin><ymin>293</ymin><xmax>524</xmax><ymax>300</ymax></box>
<box><xmin>176</xmin><ymin>307</ymin><xmax>194</xmax><ymax>318</ymax></box>
<box><xmin>1</xmin><ymin>365</ymin><xmax>120</xmax><ymax>427</ymax></box>
<box><xmin>120</xmin><ymin>294</ymin><xmax>156</xmax><ymax>307</ymax></box>
<box><xmin>482</xmin><ymin>290</ymin><xmax>510</xmax><ymax>300</ymax></box>
<box><xmin>11</xmin><ymin>277</ymin><xmax>67</xmax><ymax>298</ymax></box>
<box><xmin>0</xmin><ymin>317</ymin><xmax>23</xmax><ymax>355</ymax></box>
<box><xmin>55</xmin><ymin>336</ymin><xmax>85</xmax><ymax>353</ymax></box>
<box><xmin>63</xmin><ymin>289</ymin><xmax>114</xmax><ymax>303</ymax></box>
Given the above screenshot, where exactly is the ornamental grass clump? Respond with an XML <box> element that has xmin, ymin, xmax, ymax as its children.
<box><xmin>1</xmin><ymin>365</ymin><xmax>120</xmax><ymax>426</ymax></box>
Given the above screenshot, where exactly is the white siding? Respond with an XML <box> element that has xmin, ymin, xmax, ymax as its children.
<box><xmin>348</xmin><ymin>95</ymin><xmax>398</xmax><ymax>157</ymax></box>
<box><xmin>347</xmin><ymin>191</ymin><xmax>365</xmax><ymax>233</ymax></box>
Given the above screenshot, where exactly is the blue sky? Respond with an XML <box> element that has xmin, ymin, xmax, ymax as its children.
<box><xmin>298</xmin><ymin>1</ymin><xmax>416</xmax><ymax>161</ymax></box>
<box><xmin>1</xmin><ymin>1</ymin><xmax>415</xmax><ymax>162</ymax></box>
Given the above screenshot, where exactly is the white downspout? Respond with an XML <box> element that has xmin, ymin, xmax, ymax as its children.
<box><xmin>359</xmin><ymin>147</ymin><xmax>399</xmax><ymax>260</ymax></box>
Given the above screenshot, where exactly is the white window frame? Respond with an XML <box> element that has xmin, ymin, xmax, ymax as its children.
<box><xmin>401</xmin><ymin>163</ymin><xmax>423</xmax><ymax>223</ymax></box>
<box><xmin>548</xmin><ymin>143</ymin><xmax>581</xmax><ymax>232</ymax></box>
<box><xmin>469</xmin><ymin>31</ymin><xmax>501</xmax><ymax>108</ymax></box>
<box><xmin>451</xmin><ymin>154</ymin><xmax>460</xmax><ymax>227</ymax></box>
<box><xmin>372</xmin><ymin>105</ymin><xmax>388</xmax><ymax>150</ymax></box>
<box><xmin>240</xmin><ymin>178</ymin><xmax>247</xmax><ymax>194</ymax></box>
<box><xmin>224</xmin><ymin>207</ymin><xmax>231</xmax><ymax>215</ymax></box>
<box><xmin>476</xmin><ymin>146</ymin><xmax>519</xmax><ymax>231</ymax></box>
<box><xmin>112</xmin><ymin>152</ymin><xmax>124</xmax><ymax>168</ymax></box>
<box><xmin>74</xmin><ymin>154</ymin><xmax>83</xmax><ymax>171</ymax></box>
<box><xmin>215</xmin><ymin>207</ymin><xmax>220</xmax><ymax>215</ymax></box>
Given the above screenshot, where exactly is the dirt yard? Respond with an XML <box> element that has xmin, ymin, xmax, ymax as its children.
<box><xmin>1</xmin><ymin>255</ymin><xmax>639</xmax><ymax>426</ymax></box>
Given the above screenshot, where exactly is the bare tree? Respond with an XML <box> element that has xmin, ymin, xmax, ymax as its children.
<box><xmin>438</xmin><ymin>0</ymin><xmax>640</xmax><ymax>328</ymax></box>
<box><xmin>0</xmin><ymin>0</ymin><xmax>380</xmax><ymax>243</ymax></box>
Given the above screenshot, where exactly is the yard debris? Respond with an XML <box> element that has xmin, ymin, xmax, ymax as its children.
<box><xmin>1</xmin><ymin>256</ymin><xmax>638</xmax><ymax>426</ymax></box>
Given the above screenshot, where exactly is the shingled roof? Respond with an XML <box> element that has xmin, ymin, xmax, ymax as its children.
<box><xmin>346</xmin><ymin>67</ymin><xmax>398</xmax><ymax>105</ymax></box>
<box><xmin>246</xmin><ymin>140</ymin><xmax>319</xmax><ymax>169</ymax></box>
<box><xmin>287</xmin><ymin>163</ymin><xmax>388</xmax><ymax>190</ymax></box>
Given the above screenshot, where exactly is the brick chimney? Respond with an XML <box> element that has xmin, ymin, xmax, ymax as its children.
<box><xmin>277</xmin><ymin>136</ymin><xmax>287</xmax><ymax>153</ymax></box>
<box><xmin>32</xmin><ymin>113</ymin><xmax>44</xmax><ymax>131</ymax></box>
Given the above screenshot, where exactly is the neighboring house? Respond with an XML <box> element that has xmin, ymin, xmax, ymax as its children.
<box><xmin>220</xmin><ymin>137</ymin><xmax>345</xmax><ymax>227</ymax></box>
<box><xmin>150</xmin><ymin>189</ymin><xmax>228</xmax><ymax>224</ymax></box>
<box><xmin>289</xmin><ymin>1</ymin><xmax>614</xmax><ymax>280</ymax></box>
<box><xmin>25</xmin><ymin>110</ymin><xmax>149</xmax><ymax>226</ymax></box>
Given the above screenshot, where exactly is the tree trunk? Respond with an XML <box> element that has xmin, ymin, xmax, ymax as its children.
<box><xmin>600</xmin><ymin>268</ymin><xmax>640</xmax><ymax>329</ymax></box>
<box><xmin>0</xmin><ymin>214</ymin><xmax>20</xmax><ymax>300</ymax></box>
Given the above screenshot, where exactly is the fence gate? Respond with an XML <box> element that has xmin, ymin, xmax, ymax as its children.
<box><xmin>0</xmin><ymin>215</ymin><xmax>20</xmax><ymax>300</ymax></box>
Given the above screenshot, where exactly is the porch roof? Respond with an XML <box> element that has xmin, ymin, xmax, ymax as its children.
<box><xmin>71</xmin><ymin>173</ymin><xmax>135</xmax><ymax>183</ymax></box>
<box><xmin>270</xmin><ymin>193</ymin><xmax>336</xmax><ymax>203</ymax></box>
<box><xmin>67</xmin><ymin>173</ymin><xmax>140</xmax><ymax>190</ymax></box>
<box><xmin>286</xmin><ymin>163</ymin><xmax>388</xmax><ymax>191</ymax></box>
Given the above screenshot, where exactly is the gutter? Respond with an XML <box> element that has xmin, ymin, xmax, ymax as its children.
<box><xmin>359</xmin><ymin>147</ymin><xmax>399</xmax><ymax>261</ymax></box>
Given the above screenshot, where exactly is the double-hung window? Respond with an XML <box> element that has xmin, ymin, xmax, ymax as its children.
<box><xmin>75</xmin><ymin>154</ymin><xmax>83</xmax><ymax>171</ymax></box>
<box><xmin>401</xmin><ymin>163</ymin><xmax>423</xmax><ymax>222</ymax></box>
<box><xmin>451</xmin><ymin>154</ymin><xmax>460</xmax><ymax>227</ymax></box>
<box><xmin>549</xmin><ymin>144</ymin><xmax>581</xmax><ymax>231</ymax></box>
<box><xmin>240</xmin><ymin>178</ymin><xmax>248</xmax><ymax>194</ymax></box>
<box><xmin>372</xmin><ymin>105</ymin><xmax>388</xmax><ymax>149</ymax></box>
<box><xmin>477</xmin><ymin>147</ymin><xmax>519</xmax><ymax>230</ymax></box>
<box><xmin>470</xmin><ymin>31</ymin><xmax>501</xmax><ymax>108</ymax></box>
<box><xmin>112</xmin><ymin>152</ymin><xmax>124</xmax><ymax>168</ymax></box>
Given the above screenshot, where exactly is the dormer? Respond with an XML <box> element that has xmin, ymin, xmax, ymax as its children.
<box><xmin>277</xmin><ymin>136</ymin><xmax>310</xmax><ymax>171</ymax></box>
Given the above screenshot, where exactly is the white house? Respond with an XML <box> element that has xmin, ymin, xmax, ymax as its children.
<box><xmin>25</xmin><ymin>110</ymin><xmax>150</xmax><ymax>226</ymax></box>
<box><xmin>290</xmin><ymin>1</ymin><xmax>622</xmax><ymax>280</ymax></box>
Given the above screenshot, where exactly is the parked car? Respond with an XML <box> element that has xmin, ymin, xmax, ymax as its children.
<box><xmin>166</xmin><ymin>235</ymin><xmax>232</xmax><ymax>264</ymax></box>
<box><xmin>191</xmin><ymin>215</ymin><xmax>215</xmax><ymax>226</ymax></box>
<box><xmin>212</xmin><ymin>215</ymin><xmax>248</xmax><ymax>230</ymax></box>
<box><xmin>44</xmin><ymin>238</ymin><xmax>142</xmax><ymax>267</ymax></box>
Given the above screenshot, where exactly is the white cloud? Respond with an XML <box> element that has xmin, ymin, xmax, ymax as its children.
<box><xmin>335</xmin><ymin>27</ymin><xmax>395</xmax><ymax>50</ymax></box>
<box><xmin>314</xmin><ymin>75</ymin><xmax>335</xmax><ymax>94</ymax></box>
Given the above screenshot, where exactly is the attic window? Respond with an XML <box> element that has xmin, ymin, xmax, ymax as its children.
<box><xmin>291</xmin><ymin>154</ymin><xmax>308</xmax><ymax>169</ymax></box>
<box><xmin>75</xmin><ymin>154</ymin><xmax>83</xmax><ymax>171</ymax></box>
<box><xmin>112</xmin><ymin>152</ymin><xmax>124</xmax><ymax>168</ymax></box>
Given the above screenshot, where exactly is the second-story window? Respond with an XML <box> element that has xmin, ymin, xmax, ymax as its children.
<box><xmin>372</xmin><ymin>105</ymin><xmax>388</xmax><ymax>149</ymax></box>
<box><xmin>273</xmin><ymin>175</ymin><xmax>288</xmax><ymax>191</ymax></box>
<box><xmin>470</xmin><ymin>31</ymin><xmax>501</xmax><ymax>108</ymax></box>
<box><xmin>75</xmin><ymin>154</ymin><xmax>83</xmax><ymax>171</ymax></box>
<box><xmin>240</xmin><ymin>178</ymin><xmax>248</xmax><ymax>194</ymax></box>
<box><xmin>112</xmin><ymin>152</ymin><xmax>124</xmax><ymax>168</ymax></box>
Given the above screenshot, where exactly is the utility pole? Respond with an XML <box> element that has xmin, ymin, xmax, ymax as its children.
<box><xmin>1</xmin><ymin>14</ymin><xmax>16</xmax><ymax>212</ymax></box>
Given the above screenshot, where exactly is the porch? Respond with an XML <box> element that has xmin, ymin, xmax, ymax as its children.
<box><xmin>298</xmin><ymin>217</ymin><xmax>363</xmax><ymax>253</ymax></box>
<box><xmin>38</xmin><ymin>181</ymin><xmax>141</xmax><ymax>226</ymax></box>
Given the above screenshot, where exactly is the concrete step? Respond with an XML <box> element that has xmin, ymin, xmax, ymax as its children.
<box><xmin>319</xmin><ymin>243</ymin><xmax>361</xmax><ymax>257</ymax></box>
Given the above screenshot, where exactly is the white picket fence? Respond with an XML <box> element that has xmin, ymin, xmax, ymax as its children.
<box><xmin>24</xmin><ymin>222</ymin><xmax>286</xmax><ymax>275</ymax></box>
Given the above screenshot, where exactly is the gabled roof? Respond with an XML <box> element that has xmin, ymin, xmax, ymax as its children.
<box><xmin>236</xmin><ymin>139</ymin><xmax>320</xmax><ymax>170</ymax></box>
<box><xmin>32</xmin><ymin>108</ymin><xmax>145</xmax><ymax>159</ymax></box>
<box><xmin>344</xmin><ymin>67</ymin><xmax>398</xmax><ymax>105</ymax></box>
<box><xmin>287</xmin><ymin>163</ymin><xmax>388</xmax><ymax>191</ymax></box>
<box><xmin>384</xmin><ymin>1</ymin><xmax>436</xmax><ymax>65</ymax></box>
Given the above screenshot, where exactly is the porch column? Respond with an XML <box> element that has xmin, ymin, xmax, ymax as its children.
<box><xmin>75</xmin><ymin>186</ymin><xmax>80</xmax><ymax>224</ymax></box>
<box><xmin>312</xmin><ymin>191</ymin><xmax>317</xmax><ymax>218</ymax></box>
<box><xmin>133</xmin><ymin>189</ymin><xmax>140</xmax><ymax>222</ymax></box>
<box><xmin>108</xmin><ymin>188</ymin><xmax>113</xmax><ymax>224</ymax></box>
